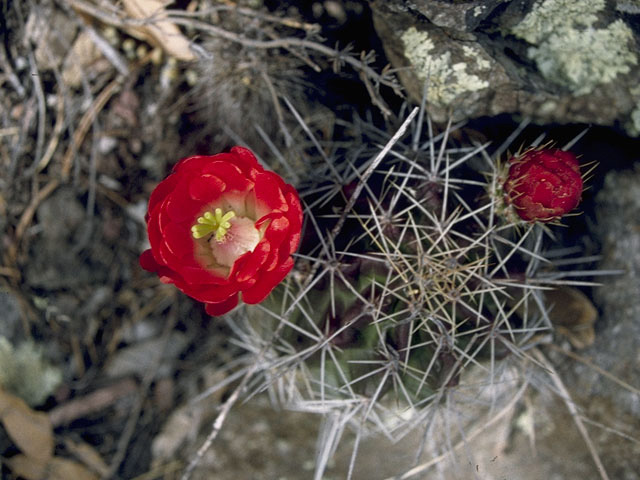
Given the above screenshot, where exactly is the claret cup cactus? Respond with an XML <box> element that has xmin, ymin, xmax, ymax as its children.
<box><xmin>142</xmin><ymin>109</ymin><xmax>594</xmax><ymax>478</ymax></box>
<box><xmin>503</xmin><ymin>147</ymin><xmax>583</xmax><ymax>222</ymax></box>
<box><xmin>205</xmin><ymin>110</ymin><xmax>594</xmax><ymax>477</ymax></box>
<box><xmin>140</xmin><ymin>146</ymin><xmax>302</xmax><ymax>315</ymax></box>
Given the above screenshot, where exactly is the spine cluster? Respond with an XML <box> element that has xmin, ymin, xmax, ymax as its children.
<box><xmin>233</xmin><ymin>108</ymin><xmax>589</xmax><ymax>478</ymax></box>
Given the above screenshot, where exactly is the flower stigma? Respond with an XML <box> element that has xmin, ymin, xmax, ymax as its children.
<box><xmin>191</xmin><ymin>208</ymin><xmax>236</xmax><ymax>241</ymax></box>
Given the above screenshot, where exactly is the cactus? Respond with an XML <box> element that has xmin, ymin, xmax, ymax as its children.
<box><xmin>218</xmin><ymin>103</ymin><xmax>598</xmax><ymax>479</ymax></box>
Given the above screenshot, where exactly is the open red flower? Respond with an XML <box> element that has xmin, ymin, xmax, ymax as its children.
<box><xmin>503</xmin><ymin>148</ymin><xmax>583</xmax><ymax>222</ymax></box>
<box><xmin>140</xmin><ymin>146</ymin><xmax>303</xmax><ymax>315</ymax></box>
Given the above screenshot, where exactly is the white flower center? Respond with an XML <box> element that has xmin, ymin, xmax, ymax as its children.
<box><xmin>207</xmin><ymin>216</ymin><xmax>260</xmax><ymax>268</ymax></box>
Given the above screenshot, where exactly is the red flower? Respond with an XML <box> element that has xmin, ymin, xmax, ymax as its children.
<box><xmin>503</xmin><ymin>148</ymin><xmax>583</xmax><ymax>222</ymax></box>
<box><xmin>140</xmin><ymin>146</ymin><xmax>303</xmax><ymax>315</ymax></box>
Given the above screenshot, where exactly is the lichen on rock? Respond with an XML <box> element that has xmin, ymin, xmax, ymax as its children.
<box><xmin>630</xmin><ymin>106</ymin><xmax>640</xmax><ymax>136</ymax></box>
<box><xmin>627</xmin><ymin>86</ymin><xmax>640</xmax><ymax>136</ymax></box>
<box><xmin>0</xmin><ymin>337</ymin><xmax>62</xmax><ymax>406</ymax></box>
<box><xmin>400</xmin><ymin>27</ymin><xmax>491</xmax><ymax>108</ymax></box>
<box><xmin>512</xmin><ymin>0</ymin><xmax>638</xmax><ymax>95</ymax></box>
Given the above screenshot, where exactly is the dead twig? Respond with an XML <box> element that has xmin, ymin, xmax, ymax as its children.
<box><xmin>61</xmin><ymin>76</ymin><xmax>124</xmax><ymax>180</ymax></box>
<box><xmin>166</xmin><ymin>4</ymin><xmax>320</xmax><ymax>33</ymax></box>
<box><xmin>48</xmin><ymin>378</ymin><xmax>138</xmax><ymax>427</ymax></box>
<box><xmin>28</xmin><ymin>52</ymin><xmax>47</xmax><ymax>168</ymax></box>
<box><xmin>7</xmin><ymin>179</ymin><xmax>60</xmax><ymax>264</ymax></box>
<box><xmin>180</xmin><ymin>357</ymin><xmax>261</xmax><ymax>480</ymax></box>
<box><xmin>26</xmin><ymin>88</ymin><xmax>65</xmax><ymax>175</ymax></box>
<box><xmin>0</xmin><ymin>44</ymin><xmax>26</xmax><ymax>97</ymax></box>
<box><xmin>63</xmin><ymin>0</ymin><xmax>401</xmax><ymax>93</ymax></box>
<box><xmin>105</xmin><ymin>305</ymin><xmax>180</xmax><ymax>479</ymax></box>
<box><xmin>172</xmin><ymin>17</ymin><xmax>400</xmax><ymax>91</ymax></box>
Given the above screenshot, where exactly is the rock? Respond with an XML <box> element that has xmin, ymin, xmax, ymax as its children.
<box><xmin>576</xmin><ymin>166</ymin><xmax>640</xmax><ymax>415</ymax></box>
<box><xmin>385</xmin><ymin>0</ymin><xmax>510</xmax><ymax>32</ymax></box>
<box><xmin>23</xmin><ymin>188</ymin><xmax>92</xmax><ymax>289</ymax></box>
<box><xmin>370</xmin><ymin>0</ymin><xmax>640</xmax><ymax>134</ymax></box>
<box><xmin>0</xmin><ymin>291</ymin><xmax>22</xmax><ymax>341</ymax></box>
<box><xmin>555</xmin><ymin>165</ymin><xmax>640</xmax><ymax>477</ymax></box>
<box><xmin>187</xmin><ymin>397</ymin><xmax>326</xmax><ymax>480</ymax></box>
<box><xmin>35</xmin><ymin>187</ymin><xmax>86</xmax><ymax>243</ymax></box>
<box><xmin>104</xmin><ymin>332</ymin><xmax>189</xmax><ymax>379</ymax></box>
<box><xmin>510</xmin><ymin>0</ymin><xmax>636</xmax><ymax>96</ymax></box>
<box><xmin>24</xmin><ymin>187</ymin><xmax>111</xmax><ymax>290</ymax></box>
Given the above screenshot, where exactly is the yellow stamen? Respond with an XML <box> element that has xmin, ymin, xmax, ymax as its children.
<box><xmin>191</xmin><ymin>208</ymin><xmax>236</xmax><ymax>241</ymax></box>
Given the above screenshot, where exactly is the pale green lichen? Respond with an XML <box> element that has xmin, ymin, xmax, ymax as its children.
<box><xmin>630</xmin><ymin>106</ymin><xmax>640</xmax><ymax>136</ymax></box>
<box><xmin>512</xmin><ymin>0</ymin><xmax>637</xmax><ymax>95</ymax></box>
<box><xmin>617</xmin><ymin>0</ymin><xmax>640</xmax><ymax>14</ymax></box>
<box><xmin>462</xmin><ymin>46</ymin><xmax>491</xmax><ymax>70</ymax></box>
<box><xmin>0</xmin><ymin>336</ymin><xmax>62</xmax><ymax>406</ymax></box>
<box><xmin>512</xmin><ymin>0</ymin><xmax>605</xmax><ymax>44</ymax></box>
<box><xmin>401</xmin><ymin>27</ymin><xmax>490</xmax><ymax>107</ymax></box>
<box><xmin>628</xmin><ymin>85</ymin><xmax>640</xmax><ymax>136</ymax></box>
<box><xmin>473</xmin><ymin>5</ymin><xmax>485</xmax><ymax>17</ymax></box>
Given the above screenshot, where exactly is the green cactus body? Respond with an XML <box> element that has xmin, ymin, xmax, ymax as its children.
<box><xmin>233</xmin><ymin>107</ymin><xmax>596</xmax><ymax>478</ymax></box>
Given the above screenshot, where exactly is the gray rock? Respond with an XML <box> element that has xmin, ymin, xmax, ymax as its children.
<box><xmin>576</xmin><ymin>166</ymin><xmax>640</xmax><ymax>415</ymax></box>
<box><xmin>370</xmin><ymin>0</ymin><xmax>640</xmax><ymax>133</ymax></box>
<box><xmin>24</xmin><ymin>187</ymin><xmax>108</xmax><ymax>289</ymax></box>
<box><xmin>0</xmin><ymin>291</ymin><xmax>22</xmax><ymax>341</ymax></box>
<box><xmin>104</xmin><ymin>332</ymin><xmax>190</xmax><ymax>379</ymax></box>
<box><xmin>388</xmin><ymin>0</ymin><xmax>510</xmax><ymax>32</ymax></box>
<box><xmin>557</xmin><ymin>166</ymin><xmax>640</xmax><ymax>477</ymax></box>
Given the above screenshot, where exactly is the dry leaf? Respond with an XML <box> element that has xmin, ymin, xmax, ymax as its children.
<box><xmin>0</xmin><ymin>388</ymin><xmax>54</xmax><ymax>462</ymax></box>
<box><xmin>64</xmin><ymin>438</ymin><xmax>110</xmax><ymax>478</ymax></box>
<box><xmin>62</xmin><ymin>31</ymin><xmax>111</xmax><ymax>88</ymax></box>
<box><xmin>546</xmin><ymin>286</ymin><xmax>597</xmax><ymax>349</ymax></box>
<box><xmin>49</xmin><ymin>456</ymin><xmax>101</xmax><ymax>480</ymax></box>
<box><xmin>6</xmin><ymin>454</ymin><xmax>99</xmax><ymax>480</ymax></box>
<box><xmin>122</xmin><ymin>0</ymin><xmax>195</xmax><ymax>61</ymax></box>
<box><xmin>151</xmin><ymin>401</ymin><xmax>205</xmax><ymax>462</ymax></box>
<box><xmin>4</xmin><ymin>454</ymin><xmax>47</xmax><ymax>480</ymax></box>
<box><xmin>151</xmin><ymin>367</ymin><xmax>226</xmax><ymax>464</ymax></box>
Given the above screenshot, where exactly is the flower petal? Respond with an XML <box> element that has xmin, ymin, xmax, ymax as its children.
<box><xmin>241</xmin><ymin>257</ymin><xmax>294</xmax><ymax>304</ymax></box>
<box><xmin>234</xmin><ymin>240</ymin><xmax>271</xmax><ymax>284</ymax></box>
<box><xmin>165</xmin><ymin>181</ymin><xmax>201</xmax><ymax>222</ymax></box>
<box><xmin>188</xmin><ymin>174</ymin><xmax>226</xmax><ymax>202</ymax></box>
<box><xmin>202</xmin><ymin>161</ymin><xmax>254</xmax><ymax>192</ymax></box>
<box><xmin>259</xmin><ymin>216</ymin><xmax>290</xmax><ymax>271</ymax></box>
<box><xmin>186</xmin><ymin>282</ymin><xmax>240</xmax><ymax>303</ymax></box>
<box><xmin>173</xmin><ymin>155</ymin><xmax>216</xmax><ymax>174</ymax></box>
<box><xmin>285</xmin><ymin>189</ymin><xmax>303</xmax><ymax>229</ymax></box>
<box><xmin>228</xmin><ymin>146</ymin><xmax>264</xmax><ymax>178</ymax></box>
<box><xmin>286</xmin><ymin>231</ymin><xmax>301</xmax><ymax>255</ymax></box>
<box><xmin>254</xmin><ymin>171</ymin><xmax>287</xmax><ymax>218</ymax></box>
<box><xmin>139</xmin><ymin>249</ymin><xmax>159</xmax><ymax>272</ymax></box>
<box><xmin>162</xmin><ymin>221</ymin><xmax>193</xmax><ymax>259</ymax></box>
<box><xmin>147</xmin><ymin>174</ymin><xmax>179</xmax><ymax>220</ymax></box>
<box><xmin>177</xmin><ymin>265</ymin><xmax>228</xmax><ymax>285</ymax></box>
<box><xmin>205</xmin><ymin>294</ymin><xmax>239</xmax><ymax>316</ymax></box>
<box><xmin>141</xmin><ymin>146</ymin><xmax>302</xmax><ymax>312</ymax></box>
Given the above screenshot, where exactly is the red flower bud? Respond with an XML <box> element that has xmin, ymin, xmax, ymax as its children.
<box><xmin>140</xmin><ymin>146</ymin><xmax>303</xmax><ymax>315</ymax></box>
<box><xmin>503</xmin><ymin>148</ymin><xmax>583</xmax><ymax>222</ymax></box>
